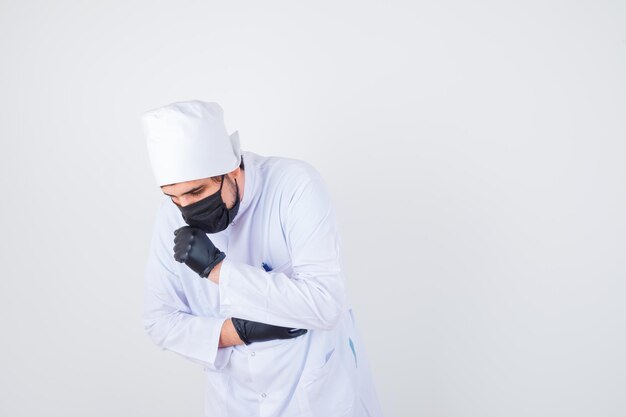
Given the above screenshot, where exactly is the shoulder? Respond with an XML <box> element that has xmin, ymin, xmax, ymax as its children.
<box><xmin>245</xmin><ymin>151</ymin><xmax>333</xmax><ymax>218</ymax></box>
<box><xmin>254</xmin><ymin>152</ymin><xmax>326</xmax><ymax>193</ymax></box>
<box><xmin>266</xmin><ymin>156</ymin><xmax>334</xmax><ymax>216</ymax></box>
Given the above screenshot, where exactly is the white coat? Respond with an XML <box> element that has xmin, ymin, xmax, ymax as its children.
<box><xmin>143</xmin><ymin>150</ymin><xmax>384</xmax><ymax>417</ymax></box>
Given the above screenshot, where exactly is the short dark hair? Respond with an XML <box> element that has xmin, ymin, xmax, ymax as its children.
<box><xmin>210</xmin><ymin>154</ymin><xmax>244</xmax><ymax>182</ymax></box>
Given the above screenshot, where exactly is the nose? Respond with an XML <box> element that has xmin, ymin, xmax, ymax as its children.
<box><xmin>170</xmin><ymin>196</ymin><xmax>191</xmax><ymax>208</ymax></box>
<box><xmin>178</xmin><ymin>196</ymin><xmax>194</xmax><ymax>207</ymax></box>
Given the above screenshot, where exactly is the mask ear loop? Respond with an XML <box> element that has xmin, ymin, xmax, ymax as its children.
<box><xmin>227</xmin><ymin>177</ymin><xmax>240</xmax><ymax>224</ymax></box>
<box><xmin>221</xmin><ymin>174</ymin><xmax>239</xmax><ymax>204</ymax></box>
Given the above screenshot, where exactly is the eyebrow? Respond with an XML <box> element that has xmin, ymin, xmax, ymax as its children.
<box><xmin>163</xmin><ymin>185</ymin><xmax>205</xmax><ymax>198</ymax></box>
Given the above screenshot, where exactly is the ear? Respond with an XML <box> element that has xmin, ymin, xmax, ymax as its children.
<box><xmin>223</xmin><ymin>168</ymin><xmax>239</xmax><ymax>184</ymax></box>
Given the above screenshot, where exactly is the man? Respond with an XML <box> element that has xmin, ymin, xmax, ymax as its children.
<box><xmin>141</xmin><ymin>100</ymin><xmax>384</xmax><ymax>416</ymax></box>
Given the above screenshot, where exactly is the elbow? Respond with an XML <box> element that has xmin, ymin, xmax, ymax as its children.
<box><xmin>317</xmin><ymin>309</ymin><xmax>342</xmax><ymax>330</ymax></box>
<box><xmin>312</xmin><ymin>293</ymin><xmax>345</xmax><ymax>331</ymax></box>
<box><xmin>305</xmin><ymin>276</ymin><xmax>347</xmax><ymax>330</ymax></box>
<box><xmin>142</xmin><ymin>317</ymin><xmax>167</xmax><ymax>348</ymax></box>
<box><xmin>142</xmin><ymin>300</ymin><xmax>182</xmax><ymax>349</ymax></box>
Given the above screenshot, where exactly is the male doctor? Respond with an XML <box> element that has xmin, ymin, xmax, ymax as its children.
<box><xmin>141</xmin><ymin>100</ymin><xmax>384</xmax><ymax>417</ymax></box>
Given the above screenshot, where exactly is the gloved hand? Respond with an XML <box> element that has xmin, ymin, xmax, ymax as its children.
<box><xmin>173</xmin><ymin>226</ymin><xmax>226</xmax><ymax>278</ymax></box>
<box><xmin>231</xmin><ymin>317</ymin><xmax>308</xmax><ymax>345</ymax></box>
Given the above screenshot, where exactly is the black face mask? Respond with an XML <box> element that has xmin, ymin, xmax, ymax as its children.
<box><xmin>177</xmin><ymin>175</ymin><xmax>240</xmax><ymax>234</ymax></box>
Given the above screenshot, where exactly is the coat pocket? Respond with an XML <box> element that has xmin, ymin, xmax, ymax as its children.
<box><xmin>299</xmin><ymin>347</ymin><xmax>356</xmax><ymax>416</ymax></box>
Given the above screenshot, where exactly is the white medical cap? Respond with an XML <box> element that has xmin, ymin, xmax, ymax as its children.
<box><xmin>141</xmin><ymin>100</ymin><xmax>241</xmax><ymax>186</ymax></box>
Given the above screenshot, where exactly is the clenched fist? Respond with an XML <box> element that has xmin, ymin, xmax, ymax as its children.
<box><xmin>173</xmin><ymin>226</ymin><xmax>225</xmax><ymax>278</ymax></box>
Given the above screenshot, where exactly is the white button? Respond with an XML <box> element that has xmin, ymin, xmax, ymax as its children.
<box><xmin>261</xmin><ymin>393</ymin><xmax>267</xmax><ymax>398</ymax></box>
<box><xmin>251</xmin><ymin>351</ymin><xmax>256</xmax><ymax>356</ymax></box>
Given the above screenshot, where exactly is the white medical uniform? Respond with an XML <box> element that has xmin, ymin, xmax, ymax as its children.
<box><xmin>143</xmin><ymin>150</ymin><xmax>384</xmax><ymax>417</ymax></box>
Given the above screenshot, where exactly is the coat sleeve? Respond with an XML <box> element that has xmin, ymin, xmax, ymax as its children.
<box><xmin>142</xmin><ymin>201</ymin><xmax>232</xmax><ymax>371</ymax></box>
<box><xmin>218</xmin><ymin>173</ymin><xmax>348</xmax><ymax>331</ymax></box>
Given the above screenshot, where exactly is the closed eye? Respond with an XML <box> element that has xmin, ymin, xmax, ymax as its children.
<box><xmin>165</xmin><ymin>186</ymin><xmax>206</xmax><ymax>204</ymax></box>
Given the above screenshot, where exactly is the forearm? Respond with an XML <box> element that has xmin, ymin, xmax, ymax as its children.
<box><xmin>217</xmin><ymin>258</ymin><xmax>345</xmax><ymax>330</ymax></box>
<box><xmin>218</xmin><ymin>318</ymin><xmax>245</xmax><ymax>347</ymax></box>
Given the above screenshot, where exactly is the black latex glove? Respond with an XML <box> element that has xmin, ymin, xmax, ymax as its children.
<box><xmin>231</xmin><ymin>317</ymin><xmax>308</xmax><ymax>345</ymax></box>
<box><xmin>173</xmin><ymin>226</ymin><xmax>226</xmax><ymax>278</ymax></box>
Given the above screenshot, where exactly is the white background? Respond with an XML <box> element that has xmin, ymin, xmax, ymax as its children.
<box><xmin>1</xmin><ymin>1</ymin><xmax>625</xmax><ymax>416</ymax></box>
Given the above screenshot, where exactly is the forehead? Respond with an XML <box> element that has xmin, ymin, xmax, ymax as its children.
<box><xmin>161</xmin><ymin>177</ymin><xmax>216</xmax><ymax>195</ymax></box>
